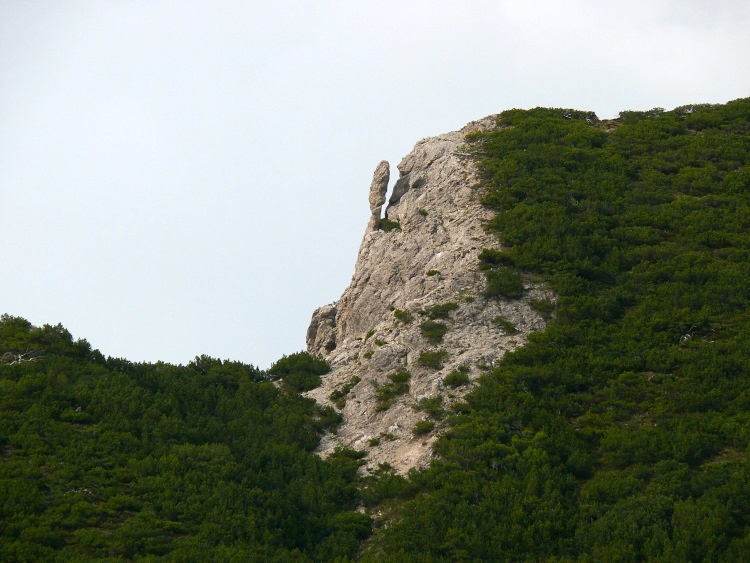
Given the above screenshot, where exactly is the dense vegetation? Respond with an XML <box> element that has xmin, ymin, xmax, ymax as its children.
<box><xmin>3</xmin><ymin>98</ymin><xmax>749</xmax><ymax>561</ymax></box>
<box><xmin>364</xmin><ymin>99</ymin><xmax>750</xmax><ymax>560</ymax></box>
<box><xmin>0</xmin><ymin>316</ymin><xmax>368</xmax><ymax>561</ymax></box>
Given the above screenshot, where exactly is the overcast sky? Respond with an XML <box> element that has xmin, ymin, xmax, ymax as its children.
<box><xmin>1</xmin><ymin>1</ymin><xmax>749</xmax><ymax>368</ymax></box>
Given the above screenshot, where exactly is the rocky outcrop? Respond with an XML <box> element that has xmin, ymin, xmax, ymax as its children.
<box><xmin>305</xmin><ymin>117</ymin><xmax>553</xmax><ymax>473</ymax></box>
<box><xmin>367</xmin><ymin>160</ymin><xmax>390</xmax><ymax>231</ymax></box>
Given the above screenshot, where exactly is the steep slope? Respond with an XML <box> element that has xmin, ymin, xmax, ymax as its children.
<box><xmin>305</xmin><ymin>118</ymin><xmax>552</xmax><ymax>473</ymax></box>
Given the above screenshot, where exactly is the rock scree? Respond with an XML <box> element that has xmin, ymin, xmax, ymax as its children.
<box><xmin>305</xmin><ymin>117</ymin><xmax>553</xmax><ymax>474</ymax></box>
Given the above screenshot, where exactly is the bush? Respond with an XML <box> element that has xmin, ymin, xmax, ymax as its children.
<box><xmin>444</xmin><ymin>369</ymin><xmax>470</xmax><ymax>388</ymax></box>
<box><xmin>393</xmin><ymin>309</ymin><xmax>413</xmax><ymax>323</ymax></box>
<box><xmin>491</xmin><ymin>315</ymin><xmax>518</xmax><ymax>334</ymax></box>
<box><xmin>484</xmin><ymin>268</ymin><xmax>525</xmax><ymax>299</ymax></box>
<box><xmin>379</xmin><ymin>219</ymin><xmax>401</xmax><ymax>232</ymax></box>
<box><xmin>418</xmin><ymin>349</ymin><xmax>449</xmax><ymax>370</ymax></box>
<box><xmin>419</xmin><ymin>321</ymin><xmax>448</xmax><ymax>344</ymax></box>
<box><xmin>529</xmin><ymin>298</ymin><xmax>555</xmax><ymax>320</ymax></box>
<box><xmin>375</xmin><ymin>370</ymin><xmax>411</xmax><ymax>411</ymax></box>
<box><xmin>413</xmin><ymin>420</ymin><xmax>436</xmax><ymax>435</ymax></box>
<box><xmin>478</xmin><ymin>248</ymin><xmax>515</xmax><ymax>268</ymax></box>
<box><xmin>412</xmin><ymin>396</ymin><xmax>445</xmax><ymax>419</ymax></box>
<box><xmin>422</xmin><ymin>302</ymin><xmax>460</xmax><ymax>320</ymax></box>
<box><xmin>426</xmin><ymin>269</ymin><xmax>440</xmax><ymax>276</ymax></box>
<box><xmin>268</xmin><ymin>351</ymin><xmax>330</xmax><ymax>391</ymax></box>
<box><xmin>329</xmin><ymin>376</ymin><xmax>361</xmax><ymax>409</ymax></box>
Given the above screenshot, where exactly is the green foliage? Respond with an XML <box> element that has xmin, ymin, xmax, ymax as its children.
<box><xmin>484</xmin><ymin>267</ymin><xmax>525</xmax><ymax>299</ymax></box>
<box><xmin>478</xmin><ymin>248</ymin><xmax>515</xmax><ymax>268</ymax></box>
<box><xmin>365</xmin><ymin>99</ymin><xmax>750</xmax><ymax>561</ymax></box>
<box><xmin>413</xmin><ymin>420</ymin><xmax>436</xmax><ymax>435</ymax></box>
<box><xmin>418</xmin><ymin>208</ymin><xmax>428</xmax><ymax>216</ymax></box>
<box><xmin>268</xmin><ymin>351</ymin><xmax>330</xmax><ymax>391</ymax></box>
<box><xmin>443</xmin><ymin>368</ymin><xmax>470</xmax><ymax>388</ymax></box>
<box><xmin>417</xmin><ymin>349</ymin><xmax>449</xmax><ymax>370</ymax></box>
<box><xmin>412</xmin><ymin>396</ymin><xmax>445</xmax><ymax>420</ymax></box>
<box><xmin>374</xmin><ymin>339</ymin><xmax>386</xmax><ymax>346</ymax></box>
<box><xmin>529</xmin><ymin>297</ymin><xmax>556</xmax><ymax>319</ymax></box>
<box><xmin>393</xmin><ymin>309</ymin><xmax>413</xmax><ymax>323</ymax></box>
<box><xmin>330</xmin><ymin>376</ymin><xmax>361</xmax><ymax>409</ymax></box>
<box><xmin>364</xmin><ymin>329</ymin><xmax>375</xmax><ymax>341</ymax></box>
<box><xmin>422</xmin><ymin>301</ymin><xmax>460</xmax><ymax>320</ymax></box>
<box><xmin>418</xmin><ymin>320</ymin><xmax>448</xmax><ymax>344</ymax></box>
<box><xmin>379</xmin><ymin>219</ymin><xmax>401</xmax><ymax>232</ymax></box>
<box><xmin>375</xmin><ymin>370</ymin><xmax>411</xmax><ymax>411</ymax></box>
<box><xmin>491</xmin><ymin>315</ymin><xmax>518</xmax><ymax>334</ymax></box>
<box><xmin>0</xmin><ymin>316</ymin><xmax>368</xmax><ymax>560</ymax></box>
<box><xmin>426</xmin><ymin>269</ymin><xmax>440</xmax><ymax>276</ymax></box>
<box><xmin>362</xmin><ymin>350</ymin><xmax>374</xmax><ymax>359</ymax></box>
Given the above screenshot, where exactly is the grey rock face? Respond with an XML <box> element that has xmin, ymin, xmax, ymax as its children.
<box><xmin>305</xmin><ymin>116</ymin><xmax>554</xmax><ymax>474</ymax></box>
<box><xmin>366</xmin><ymin>160</ymin><xmax>390</xmax><ymax>231</ymax></box>
<box><xmin>307</xmin><ymin>304</ymin><xmax>337</xmax><ymax>356</ymax></box>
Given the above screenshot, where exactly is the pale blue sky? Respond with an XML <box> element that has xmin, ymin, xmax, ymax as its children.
<box><xmin>1</xmin><ymin>0</ymin><xmax>749</xmax><ymax>367</ymax></box>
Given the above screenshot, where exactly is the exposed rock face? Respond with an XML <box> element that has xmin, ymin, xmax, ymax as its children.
<box><xmin>367</xmin><ymin>160</ymin><xmax>390</xmax><ymax>231</ymax></box>
<box><xmin>306</xmin><ymin>117</ymin><xmax>553</xmax><ymax>473</ymax></box>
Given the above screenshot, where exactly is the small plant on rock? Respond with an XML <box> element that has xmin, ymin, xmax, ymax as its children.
<box><xmin>423</xmin><ymin>302</ymin><xmax>459</xmax><ymax>320</ymax></box>
<box><xmin>418</xmin><ymin>349</ymin><xmax>449</xmax><ymax>370</ymax></box>
<box><xmin>379</xmin><ymin>219</ymin><xmax>401</xmax><ymax>232</ymax></box>
<box><xmin>393</xmin><ymin>309</ymin><xmax>413</xmax><ymax>323</ymax></box>
<box><xmin>329</xmin><ymin>376</ymin><xmax>361</xmax><ymax>409</ymax></box>
<box><xmin>412</xmin><ymin>396</ymin><xmax>445</xmax><ymax>420</ymax></box>
<box><xmin>419</xmin><ymin>320</ymin><xmax>448</xmax><ymax>344</ymax></box>
<box><xmin>444</xmin><ymin>369</ymin><xmax>470</xmax><ymax>388</ymax></box>
<box><xmin>491</xmin><ymin>315</ymin><xmax>518</xmax><ymax>334</ymax></box>
<box><xmin>413</xmin><ymin>420</ymin><xmax>436</xmax><ymax>435</ymax></box>
<box><xmin>375</xmin><ymin>370</ymin><xmax>411</xmax><ymax>411</ymax></box>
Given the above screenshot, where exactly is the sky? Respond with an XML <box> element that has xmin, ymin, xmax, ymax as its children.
<box><xmin>1</xmin><ymin>1</ymin><xmax>749</xmax><ymax>368</ymax></box>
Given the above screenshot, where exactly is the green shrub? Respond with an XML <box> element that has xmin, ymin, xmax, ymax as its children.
<box><xmin>419</xmin><ymin>321</ymin><xmax>448</xmax><ymax>344</ymax></box>
<box><xmin>491</xmin><ymin>315</ymin><xmax>519</xmax><ymax>334</ymax></box>
<box><xmin>484</xmin><ymin>268</ymin><xmax>525</xmax><ymax>299</ymax></box>
<box><xmin>478</xmin><ymin>248</ymin><xmax>515</xmax><ymax>268</ymax></box>
<box><xmin>412</xmin><ymin>396</ymin><xmax>445</xmax><ymax>419</ymax></box>
<box><xmin>393</xmin><ymin>309</ymin><xmax>413</xmax><ymax>323</ymax></box>
<box><xmin>368</xmin><ymin>438</ymin><xmax>381</xmax><ymax>447</ymax></box>
<box><xmin>418</xmin><ymin>349</ymin><xmax>449</xmax><ymax>370</ymax></box>
<box><xmin>375</xmin><ymin>370</ymin><xmax>411</xmax><ymax>411</ymax></box>
<box><xmin>363</xmin><ymin>350</ymin><xmax>374</xmax><ymax>359</ymax></box>
<box><xmin>444</xmin><ymin>369</ymin><xmax>470</xmax><ymax>388</ymax></box>
<box><xmin>269</xmin><ymin>351</ymin><xmax>330</xmax><ymax>391</ymax></box>
<box><xmin>379</xmin><ymin>219</ymin><xmax>401</xmax><ymax>232</ymax></box>
<box><xmin>364</xmin><ymin>329</ymin><xmax>375</xmax><ymax>342</ymax></box>
<box><xmin>329</xmin><ymin>376</ymin><xmax>361</xmax><ymax>409</ymax></box>
<box><xmin>529</xmin><ymin>298</ymin><xmax>555</xmax><ymax>320</ymax></box>
<box><xmin>413</xmin><ymin>420</ymin><xmax>435</xmax><ymax>435</ymax></box>
<box><xmin>374</xmin><ymin>339</ymin><xmax>386</xmax><ymax>346</ymax></box>
<box><xmin>426</xmin><ymin>269</ymin><xmax>440</xmax><ymax>276</ymax></box>
<box><xmin>418</xmin><ymin>208</ymin><xmax>428</xmax><ymax>216</ymax></box>
<box><xmin>423</xmin><ymin>302</ymin><xmax>460</xmax><ymax>320</ymax></box>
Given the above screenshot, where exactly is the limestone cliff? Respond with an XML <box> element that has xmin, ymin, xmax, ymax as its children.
<box><xmin>306</xmin><ymin>117</ymin><xmax>553</xmax><ymax>473</ymax></box>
